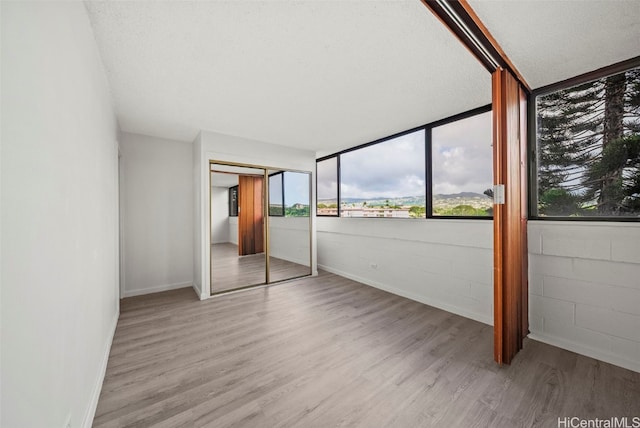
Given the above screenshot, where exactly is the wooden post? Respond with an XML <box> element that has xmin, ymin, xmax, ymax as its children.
<box><xmin>238</xmin><ymin>175</ymin><xmax>264</xmax><ymax>256</ymax></box>
<box><xmin>492</xmin><ymin>68</ymin><xmax>528</xmax><ymax>365</ymax></box>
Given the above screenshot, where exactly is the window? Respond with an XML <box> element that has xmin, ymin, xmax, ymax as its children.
<box><xmin>534</xmin><ymin>64</ymin><xmax>640</xmax><ymax>218</ymax></box>
<box><xmin>269</xmin><ymin>172</ymin><xmax>284</xmax><ymax>216</ymax></box>
<box><xmin>316</xmin><ymin>157</ymin><xmax>338</xmax><ymax>216</ymax></box>
<box><xmin>283</xmin><ymin>171</ymin><xmax>310</xmax><ymax>217</ymax></box>
<box><xmin>340</xmin><ymin>130</ymin><xmax>426</xmax><ymax>218</ymax></box>
<box><xmin>315</xmin><ymin>106</ymin><xmax>493</xmax><ymax>220</ymax></box>
<box><xmin>228</xmin><ymin>185</ymin><xmax>238</xmax><ymax>217</ymax></box>
<box><xmin>271</xmin><ymin>171</ymin><xmax>310</xmax><ymax>217</ymax></box>
<box><xmin>431</xmin><ymin>110</ymin><xmax>493</xmax><ymax>217</ymax></box>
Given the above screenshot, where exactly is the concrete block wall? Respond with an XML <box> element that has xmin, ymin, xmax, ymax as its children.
<box><xmin>528</xmin><ymin>221</ymin><xmax>640</xmax><ymax>372</ymax></box>
<box><xmin>317</xmin><ymin>218</ymin><xmax>494</xmax><ymax>325</ymax></box>
<box><xmin>269</xmin><ymin>216</ymin><xmax>312</xmax><ymax>266</ymax></box>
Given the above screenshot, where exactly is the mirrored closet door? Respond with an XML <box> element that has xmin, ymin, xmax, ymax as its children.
<box><xmin>210</xmin><ymin>162</ymin><xmax>312</xmax><ymax>295</ymax></box>
<box><xmin>267</xmin><ymin>170</ymin><xmax>311</xmax><ymax>283</ymax></box>
<box><xmin>210</xmin><ymin>164</ymin><xmax>266</xmax><ymax>293</ymax></box>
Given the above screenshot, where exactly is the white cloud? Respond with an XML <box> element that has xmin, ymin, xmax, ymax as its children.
<box><xmin>432</xmin><ymin>111</ymin><xmax>492</xmax><ymax>194</ymax></box>
<box><xmin>340</xmin><ymin>129</ymin><xmax>426</xmax><ymax>198</ymax></box>
<box><xmin>319</xmin><ymin>111</ymin><xmax>493</xmax><ymax>199</ymax></box>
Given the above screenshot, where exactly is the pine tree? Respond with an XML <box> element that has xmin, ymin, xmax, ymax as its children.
<box><xmin>536</xmin><ymin>67</ymin><xmax>640</xmax><ymax>216</ymax></box>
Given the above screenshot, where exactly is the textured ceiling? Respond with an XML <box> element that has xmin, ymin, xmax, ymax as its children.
<box><xmin>469</xmin><ymin>0</ymin><xmax>640</xmax><ymax>90</ymax></box>
<box><xmin>85</xmin><ymin>0</ymin><xmax>491</xmax><ymax>153</ymax></box>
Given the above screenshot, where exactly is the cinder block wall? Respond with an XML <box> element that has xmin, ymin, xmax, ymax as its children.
<box><xmin>317</xmin><ymin>218</ymin><xmax>494</xmax><ymax>326</ymax></box>
<box><xmin>528</xmin><ymin>221</ymin><xmax>640</xmax><ymax>372</ymax></box>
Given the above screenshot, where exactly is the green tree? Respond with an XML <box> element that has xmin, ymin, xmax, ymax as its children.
<box><xmin>537</xmin><ymin>68</ymin><xmax>640</xmax><ymax>215</ymax></box>
<box><xmin>285</xmin><ymin>205</ymin><xmax>310</xmax><ymax>217</ymax></box>
<box><xmin>450</xmin><ymin>205</ymin><xmax>478</xmax><ymax>216</ymax></box>
<box><xmin>585</xmin><ymin>134</ymin><xmax>640</xmax><ymax>214</ymax></box>
<box><xmin>539</xmin><ymin>188</ymin><xmax>582</xmax><ymax>216</ymax></box>
<box><xmin>409</xmin><ymin>205</ymin><xmax>426</xmax><ymax>218</ymax></box>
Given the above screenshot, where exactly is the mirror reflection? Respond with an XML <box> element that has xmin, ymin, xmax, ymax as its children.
<box><xmin>210</xmin><ymin>165</ymin><xmax>266</xmax><ymax>293</ymax></box>
<box><xmin>210</xmin><ymin>163</ymin><xmax>311</xmax><ymax>295</ymax></box>
<box><xmin>267</xmin><ymin>170</ymin><xmax>311</xmax><ymax>283</ymax></box>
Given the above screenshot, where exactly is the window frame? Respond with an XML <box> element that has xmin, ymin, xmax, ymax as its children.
<box><xmin>315</xmin><ymin>156</ymin><xmax>340</xmax><ymax>217</ymax></box>
<box><xmin>528</xmin><ymin>56</ymin><xmax>640</xmax><ymax>222</ymax></box>
<box><xmin>338</xmin><ymin>127</ymin><xmax>428</xmax><ymax>220</ymax></box>
<box><xmin>428</xmin><ymin>105</ymin><xmax>493</xmax><ymax>220</ymax></box>
<box><xmin>268</xmin><ymin>171</ymin><xmax>285</xmax><ymax>217</ymax></box>
<box><xmin>315</xmin><ymin>104</ymin><xmax>493</xmax><ymax>220</ymax></box>
<box><xmin>282</xmin><ymin>171</ymin><xmax>311</xmax><ymax>218</ymax></box>
<box><xmin>228</xmin><ymin>185</ymin><xmax>238</xmax><ymax>217</ymax></box>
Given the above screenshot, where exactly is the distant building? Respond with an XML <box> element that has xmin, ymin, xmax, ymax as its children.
<box><xmin>341</xmin><ymin>207</ymin><xmax>410</xmax><ymax>218</ymax></box>
<box><xmin>317</xmin><ymin>207</ymin><xmax>338</xmax><ymax>216</ymax></box>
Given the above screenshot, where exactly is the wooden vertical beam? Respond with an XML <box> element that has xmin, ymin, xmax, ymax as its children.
<box><xmin>492</xmin><ymin>70</ymin><xmax>505</xmax><ymax>364</ymax></box>
<box><xmin>420</xmin><ymin>0</ymin><xmax>531</xmax><ymax>365</ymax></box>
<box><xmin>238</xmin><ymin>175</ymin><xmax>251</xmax><ymax>256</ymax></box>
<box><xmin>238</xmin><ymin>175</ymin><xmax>264</xmax><ymax>256</ymax></box>
<box><xmin>253</xmin><ymin>176</ymin><xmax>264</xmax><ymax>254</ymax></box>
<box><xmin>493</xmin><ymin>68</ymin><xmax>528</xmax><ymax>365</ymax></box>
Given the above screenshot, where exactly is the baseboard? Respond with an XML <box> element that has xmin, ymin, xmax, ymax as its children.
<box><xmin>192</xmin><ymin>282</ymin><xmax>204</xmax><ymax>300</ymax></box>
<box><xmin>123</xmin><ymin>281</ymin><xmax>193</xmax><ymax>298</ymax></box>
<box><xmin>82</xmin><ymin>309</ymin><xmax>119</xmax><ymax>428</ymax></box>
<box><xmin>528</xmin><ymin>331</ymin><xmax>640</xmax><ymax>373</ymax></box>
<box><xmin>318</xmin><ymin>264</ymin><xmax>493</xmax><ymax>326</ymax></box>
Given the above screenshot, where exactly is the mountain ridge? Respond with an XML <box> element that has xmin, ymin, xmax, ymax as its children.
<box><xmin>318</xmin><ymin>192</ymin><xmax>489</xmax><ymax>205</ymax></box>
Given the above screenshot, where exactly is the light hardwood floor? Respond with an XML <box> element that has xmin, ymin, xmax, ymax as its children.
<box><xmin>94</xmin><ymin>271</ymin><xmax>640</xmax><ymax>427</ymax></box>
<box><xmin>211</xmin><ymin>243</ymin><xmax>266</xmax><ymax>292</ymax></box>
<box><xmin>211</xmin><ymin>243</ymin><xmax>310</xmax><ymax>293</ymax></box>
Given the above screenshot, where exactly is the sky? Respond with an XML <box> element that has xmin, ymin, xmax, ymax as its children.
<box><xmin>283</xmin><ymin>171</ymin><xmax>310</xmax><ymax>206</ymax></box>
<box><xmin>340</xmin><ymin>130</ymin><xmax>426</xmax><ymax>199</ymax></box>
<box><xmin>269</xmin><ymin>173</ymin><xmax>283</xmax><ymax>204</ymax></box>
<box><xmin>317</xmin><ymin>157</ymin><xmax>338</xmax><ymax>200</ymax></box>
<box><xmin>431</xmin><ymin>111</ymin><xmax>492</xmax><ymax>195</ymax></box>
<box><xmin>317</xmin><ymin>111</ymin><xmax>493</xmax><ymax>199</ymax></box>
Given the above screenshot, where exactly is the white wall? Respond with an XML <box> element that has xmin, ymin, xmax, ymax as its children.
<box><xmin>194</xmin><ymin>130</ymin><xmax>317</xmax><ymax>299</ymax></box>
<box><xmin>120</xmin><ymin>132</ymin><xmax>193</xmax><ymax>297</ymax></box>
<box><xmin>317</xmin><ymin>218</ymin><xmax>494</xmax><ymax>325</ymax></box>
<box><xmin>528</xmin><ymin>221</ymin><xmax>640</xmax><ymax>373</ymax></box>
<box><xmin>211</xmin><ymin>186</ymin><xmax>229</xmax><ymax>244</ymax></box>
<box><xmin>269</xmin><ymin>216</ymin><xmax>312</xmax><ymax>266</ymax></box>
<box><xmin>1</xmin><ymin>2</ymin><xmax>119</xmax><ymax>427</ymax></box>
<box><xmin>229</xmin><ymin>216</ymin><xmax>239</xmax><ymax>245</ymax></box>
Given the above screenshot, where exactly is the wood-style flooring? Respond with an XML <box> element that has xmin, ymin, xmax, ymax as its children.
<box><xmin>94</xmin><ymin>271</ymin><xmax>640</xmax><ymax>427</ymax></box>
<box><xmin>211</xmin><ymin>243</ymin><xmax>310</xmax><ymax>293</ymax></box>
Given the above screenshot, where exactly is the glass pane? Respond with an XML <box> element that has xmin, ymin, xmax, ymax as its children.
<box><xmin>228</xmin><ymin>186</ymin><xmax>238</xmax><ymax>217</ymax></box>
<box><xmin>268</xmin><ymin>171</ymin><xmax>311</xmax><ymax>283</ymax></box>
<box><xmin>269</xmin><ymin>173</ymin><xmax>284</xmax><ymax>216</ymax></box>
<box><xmin>536</xmin><ymin>67</ymin><xmax>640</xmax><ymax>217</ymax></box>
<box><xmin>340</xmin><ymin>130</ymin><xmax>426</xmax><ymax>218</ymax></box>
<box><xmin>317</xmin><ymin>157</ymin><xmax>338</xmax><ymax>215</ymax></box>
<box><xmin>432</xmin><ymin>111</ymin><xmax>493</xmax><ymax>217</ymax></box>
<box><xmin>284</xmin><ymin>171</ymin><xmax>310</xmax><ymax>217</ymax></box>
